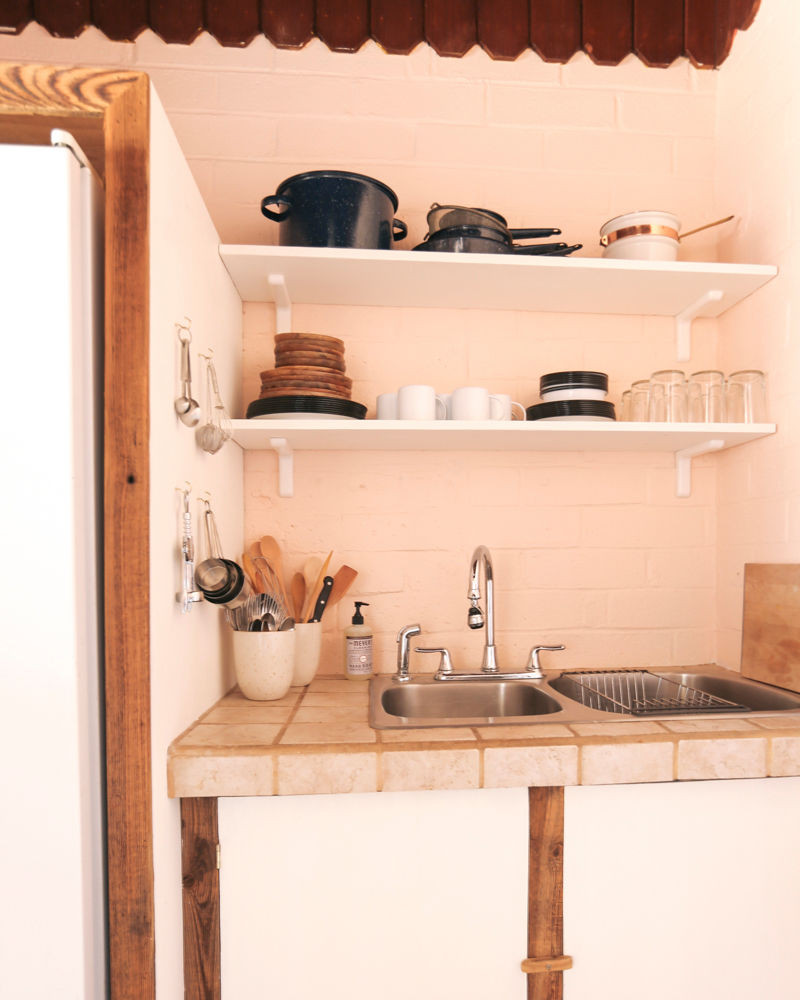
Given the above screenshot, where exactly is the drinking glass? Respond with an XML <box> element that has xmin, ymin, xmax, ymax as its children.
<box><xmin>630</xmin><ymin>380</ymin><xmax>650</xmax><ymax>421</ymax></box>
<box><xmin>620</xmin><ymin>389</ymin><xmax>632</xmax><ymax>421</ymax></box>
<box><xmin>648</xmin><ymin>369</ymin><xmax>687</xmax><ymax>422</ymax></box>
<box><xmin>688</xmin><ymin>370</ymin><xmax>725</xmax><ymax>423</ymax></box>
<box><xmin>726</xmin><ymin>370</ymin><xmax>767</xmax><ymax>423</ymax></box>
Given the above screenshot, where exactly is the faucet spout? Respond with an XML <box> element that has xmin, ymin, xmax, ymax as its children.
<box><xmin>469</xmin><ymin>545</ymin><xmax>498</xmax><ymax>673</ymax></box>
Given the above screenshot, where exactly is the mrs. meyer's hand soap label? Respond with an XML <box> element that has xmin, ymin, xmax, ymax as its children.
<box><xmin>347</xmin><ymin>636</ymin><xmax>373</xmax><ymax>676</ymax></box>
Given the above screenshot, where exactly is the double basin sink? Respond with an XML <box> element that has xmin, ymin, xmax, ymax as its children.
<box><xmin>369</xmin><ymin>665</ymin><xmax>800</xmax><ymax>729</ymax></box>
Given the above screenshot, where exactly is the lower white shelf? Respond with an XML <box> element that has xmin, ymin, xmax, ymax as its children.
<box><xmin>230</xmin><ymin>419</ymin><xmax>775</xmax><ymax>498</ymax></box>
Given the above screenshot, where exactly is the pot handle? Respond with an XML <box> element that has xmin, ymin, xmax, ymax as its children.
<box><xmin>261</xmin><ymin>195</ymin><xmax>292</xmax><ymax>222</ymax></box>
<box><xmin>392</xmin><ymin>218</ymin><xmax>408</xmax><ymax>242</ymax></box>
<box><xmin>509</xmin><ymin>226</ymin><xmax>562</xmax><ymax>239</ymax></box>
<box><xmin>511</xmin><ymin>242</ymin><xmax>568</xmax><ymax>255</ymax></box>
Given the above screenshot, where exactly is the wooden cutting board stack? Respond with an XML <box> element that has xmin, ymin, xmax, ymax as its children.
<box><xmin>259</xmin><ymin>332</ymin><xmax>352</xmax><ymax>400</ymax></box>
<box><xmin>741</xmin><ymin>563</ymin><xmax>800</xmax><ymax>694</ymax></box>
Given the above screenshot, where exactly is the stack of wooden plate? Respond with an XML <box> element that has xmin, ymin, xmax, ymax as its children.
<box><xmin>259</xmin><ymin>333</ymin><xmax>352</xmax><ymax>400</ymax></box>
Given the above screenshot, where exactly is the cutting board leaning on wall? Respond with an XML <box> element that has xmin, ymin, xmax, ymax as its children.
<box><xmin>741</xmin><ymin>564</ymin><xmax>800</xmax><ymax>694</ymax></box>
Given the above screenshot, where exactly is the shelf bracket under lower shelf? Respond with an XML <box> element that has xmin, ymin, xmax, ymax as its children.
<box><xmin>268</xmin><ymin>273</ymin><xmax>292</xmax><ymax>334</ymax></box>
<box><xmin>675</xmin><ymin>289</ymin><xmax>723</xmax><ymax>361</ymax></box>
<box><xmin>675</xmin><ymin>438</ymin><xmax>725</xmax><ymax>497</ymax></box>
<box><xmin>270</xmin><ymin>437</ymin><xmax>294</xmax><ymax>497</ymax></box>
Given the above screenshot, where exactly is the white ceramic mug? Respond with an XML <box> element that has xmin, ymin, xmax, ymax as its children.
<box><xmin>492</xmin><ymin>393</ymin><xmax>526</xmax><ymax>421</ymax></box>
<box><xmin>376</xmin><ymin>391</ymin><xmax>398</xmax><ymax>419</ymax></box>
<box><xmin>449</xmin><ymin>386</ymin><xmax>505</xmax><ymax>421</ymax></box>
<box><xmin>232</xmin><ymin>629</ymin><xmax>295</xmax><ymax>701</ymax></box>
<box><xmin>292</xmin><ymin>621</ymin><xmax>322</xmax><ymax>686</ymax></box>
<box><xmin>396</xmin><ymin>384</ymin><xmax>447</xmax><ymax>420</ymax></box>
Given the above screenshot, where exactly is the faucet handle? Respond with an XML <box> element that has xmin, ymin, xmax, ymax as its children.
<box><xmin>395</xmin><ymin>623</ymin><xmax>422</xmax><ymax>683</ymax></box>
<box><xmin>415</xmin><ymin>647</ymin><xmax>454</xmax><ymax>680</ymax></box>
<box><xmin>526</xmin><ymin>644</ymin><xmax>565</xmax><ymax>679</ymax></box>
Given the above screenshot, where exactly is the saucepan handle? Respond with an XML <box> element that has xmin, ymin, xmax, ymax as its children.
<box><xmin>392</xmin><ymin>218</ymin><xmax>408</xmax><ymax>241</ymax></box>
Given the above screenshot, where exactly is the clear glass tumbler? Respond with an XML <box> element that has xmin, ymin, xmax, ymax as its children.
<box><xmin>688</xmin><ymin>370</ymin><xmax>726</xmax><ymax>422</ymax></box>
<box><xmin>648</xmin><ymin>369</ymin><xmax>687</xmax><ymax>422</ymax></box>
<box><xmin>620</xmin><ymin>389</ymin><xmax>632</xmax><ymax>421</ymax></box>
<box><xmin>726</xmin><ymin>370</ymin><xmax>767</xmax><ymax>423</ymax></box>
<box><xmin>630</xmin><ymin>379</ymin><xmax>650</xmax><ymax>421</ymax></box>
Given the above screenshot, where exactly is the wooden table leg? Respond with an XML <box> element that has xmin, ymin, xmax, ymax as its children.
<box><xmin>524</xmin><ymin>786</ymin><xmax>571</xmax><ymax>1000</ymax></box>
<box><xmin>181</xmin><ymin>797</ymin><xmax>221</xmax><ymax>1000</ymax></box>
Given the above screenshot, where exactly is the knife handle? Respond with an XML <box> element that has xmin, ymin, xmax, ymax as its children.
<box><xmin>310</xmin><ymin>576</ymin><xmax>334</xmax><ymax>622</ymax></box>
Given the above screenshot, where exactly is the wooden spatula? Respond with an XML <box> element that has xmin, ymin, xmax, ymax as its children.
<box><xmin>328</xmin><ymin>565</ymin><xmax>358</xmax><ymax>609</ymax></box>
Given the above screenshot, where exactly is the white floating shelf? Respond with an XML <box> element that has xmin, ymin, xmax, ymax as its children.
<box><xmin>230</xmin><ymin>420</ymin><xmax>775</xmax><ymax>498</ymax></box>
<box><xmin>219</xmin><ymin>245</ymin><xmax>776</xmax><ymax>357</ymax></box>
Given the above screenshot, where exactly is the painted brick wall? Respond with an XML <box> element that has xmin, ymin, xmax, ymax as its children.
<box><xmin>0</xmin><ymin>24</ymin><xmax>738</xmax><ymax>676</ymax></box>
<box><xmin>715</xmin><ymin>0</ymin><xmax>800</xmax><ymax>666</ymax></box>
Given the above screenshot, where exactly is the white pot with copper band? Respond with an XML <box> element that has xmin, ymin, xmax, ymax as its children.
<box><xmin>599</xmin><ymin>210</ymin><xmax>681</xmax><ymax>260</ymax></box>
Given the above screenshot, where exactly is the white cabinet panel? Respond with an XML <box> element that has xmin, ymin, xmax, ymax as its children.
<box><xmin>219</xmin><ymin>788</ymin><xmax>529</xmax><ymax>1000</ymax></box>
<box><xmin>564</xmin><ymin>778</ymin><xmax>800</xmax><ymax>999</ymax></box>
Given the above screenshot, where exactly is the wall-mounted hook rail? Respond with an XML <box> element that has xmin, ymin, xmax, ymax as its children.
<box><xmin>176</xmin><ymin>483</ymin><xmax>203</xmax><ymax>612</ymax></box>
<box><xmin>675</xmin><ymin>289</ymin><xmax>723</xmax><ymax>361</ymax></box>
<box><xmin>675</xmin><ymin>438</ymin><xmax>725</xmax><ymax>497</ymax></box>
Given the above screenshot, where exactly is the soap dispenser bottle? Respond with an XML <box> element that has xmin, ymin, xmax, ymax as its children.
<box><xmin>345</xmin><ymin>601</ymin><xmax>373</xmax><ymax>680</ymax></box>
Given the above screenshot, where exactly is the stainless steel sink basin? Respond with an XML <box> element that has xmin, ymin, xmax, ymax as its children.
<box><xmin>548</xmin><ymin>668</ymin><xmax>800</xmax><ymax>717</ymax></box>
<box><xmin>369</xmin><ymin>665</ymin><xmax>800</xmax><ymax>729</ymax></box>
<box><xmin>658</xmin><ymin>672</ymin><xmax>800</xmax><ymax>712</ymax></box>
<box><xmin>371</xmin><ymin>676</ymin><xmax>562</xmax><ymax>728</ymax></box>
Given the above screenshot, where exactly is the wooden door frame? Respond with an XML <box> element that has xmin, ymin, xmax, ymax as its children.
<box><xmin>0</xmin><ymin>63</ymin><xmax>153</xmax><ymax>999</ymax></box>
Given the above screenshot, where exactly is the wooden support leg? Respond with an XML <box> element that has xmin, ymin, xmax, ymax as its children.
<box><xmin>524</xmin><ymin>786</ymin><xmax>571</xmax><ymax>1000</ymax></box>
<box><xmin>181</xmin><ymin>797</ymin><xmax>221</xmax><ymax>1000</ymax></box>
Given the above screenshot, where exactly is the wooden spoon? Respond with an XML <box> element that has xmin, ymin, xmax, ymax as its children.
<box><xmin>302</xmin><ymin>556</ymin><xmax>321</xmax><ymax>606</ymax></box>
<box><xmin>259</xmin><ymin>535</ymin><xmax>289</xmax><ymax>607</ymax></box>
<box><xmin>242</xmin><ymin>552</ymin><xmax>260</xmax><ymax>592</ymax></box>
<box><xmin>302</xmin><ymin>551</ymin><xmax>332</xmax><ymax>623</ymax></box>
<box><xmin>290</xmin><ymin>572</ymin><xmax>306</xmax><ymax>621</ymax></box>
<box><xmin>328</xmin><ymin>565</ymin><xmax>358</xmax><ymax>609</ymax></box>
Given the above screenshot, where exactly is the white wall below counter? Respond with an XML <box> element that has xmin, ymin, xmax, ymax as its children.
<box><xmin>218</xmin><ymin>777</ymin><xmax>800</xmax><ymax>1000</ymax></box>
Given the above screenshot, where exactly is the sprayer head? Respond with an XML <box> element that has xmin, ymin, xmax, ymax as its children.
<box><xmin>467</xmin><ymin>604</ymin><xmax>485</xmax><ymax>630</ymax></box>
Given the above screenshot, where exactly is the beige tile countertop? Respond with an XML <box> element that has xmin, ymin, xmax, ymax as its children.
<box><xmin>167</xmin><ymin>672</ymin><xmax>800</xmax><ymax>798</ymax></box>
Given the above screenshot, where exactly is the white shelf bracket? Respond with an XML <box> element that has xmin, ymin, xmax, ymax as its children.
<box><xmin>674</xmin><ymin>438</ymin><xmax>725</xmax><ymax>498</ymax></box>
<box><xmin>270</xmin><ymin>437</ymin><xmax>294</xmax><ymax>497</ymax></box>
<box><xmin>675</xmin><ymin>289</ymin><xmax>723</xmax><ymax>361</ymax></box>
<box><xmin>268</xmin><ymin>273</ymin><xmax>292</xmax><ymax>333</ymax></box>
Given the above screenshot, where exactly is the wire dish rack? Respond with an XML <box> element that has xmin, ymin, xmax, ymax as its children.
<box><xmin>560</xmin><ymin>669</ymin><xmax>749</xmax><ymax>716</ymax></box>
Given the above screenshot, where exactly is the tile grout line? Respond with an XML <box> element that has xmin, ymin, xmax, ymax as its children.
<box><xmin>273</xmin><ymin>689</ymin><xmax>307</xmax><ymax>794</ymax></box>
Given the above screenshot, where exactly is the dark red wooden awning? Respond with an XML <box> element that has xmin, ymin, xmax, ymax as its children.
<box><xmin>0</xmin><ymin>0</ymin><xmax>761</xmax><ymax>67</ymax></box>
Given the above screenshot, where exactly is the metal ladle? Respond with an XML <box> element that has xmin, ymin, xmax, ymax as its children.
<box><xmin>174</xmin><ymin>321</ymin><xmax>200</xmax><ymax>426</ymax></box>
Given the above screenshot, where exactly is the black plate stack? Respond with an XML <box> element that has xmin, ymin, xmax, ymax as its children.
<box><xmin>527</xmin><ymin>371</ymin><xmax>615</xmax><ymax>421</ymax></box>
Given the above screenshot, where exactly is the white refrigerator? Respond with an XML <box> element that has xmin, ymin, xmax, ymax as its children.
<box><xmin>0</xmin><ymin>136</ymin><xmax>107</xmax><ymax>997</ymax></box>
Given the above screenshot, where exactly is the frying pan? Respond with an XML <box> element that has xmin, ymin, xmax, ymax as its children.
<box><xmin>426</xmin><ymin>203</ymin><xmax>561</xmax><ymax>241</ymax></box>
<box><xmin>413</xmin><ymin>225</ymin><xmax>580</xmax><ymax>256</ymax></box>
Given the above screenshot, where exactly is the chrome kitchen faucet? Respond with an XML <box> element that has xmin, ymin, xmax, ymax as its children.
<box><xmin>393</xmin><ymin>546</ymin><xmax>565</xmax><ymax>683</ymax></box>
<box><xmin>467</xmin><ymin>543</ymin><xmax>498</xmax><ymax>672</ymax></box>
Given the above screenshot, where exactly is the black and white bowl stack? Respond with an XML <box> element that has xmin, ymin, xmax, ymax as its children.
<box><xmin>526</xmin><ymin>371</ymin><xmax>616</xmax><ymax>421</ymax></box>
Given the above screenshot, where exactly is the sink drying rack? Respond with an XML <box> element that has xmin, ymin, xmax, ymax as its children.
<box><xmin>559</xmin><ymin>669</ymin><xmax>749</xmax><ymax>716</ymax></box>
